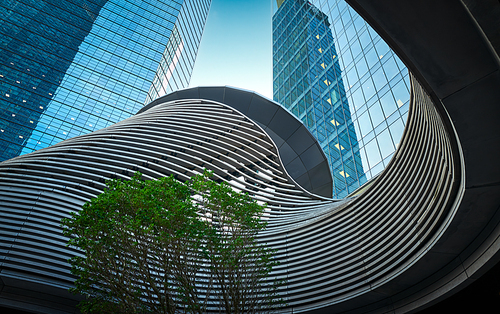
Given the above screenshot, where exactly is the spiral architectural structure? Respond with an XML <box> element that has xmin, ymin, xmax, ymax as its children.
<box><xmin>0</xmin><ymin>86</ymin><xmax>339</xmax><ymax>313</ymax></box>
<box><xmin>1</xmin><ymin>0</ymin><xmax>500</xmax><ymax>312</ymax></box>
<box><xmin>0</xmin><ymin>77</ymin><xmax>462</xmax><ymax>313</ymax></box>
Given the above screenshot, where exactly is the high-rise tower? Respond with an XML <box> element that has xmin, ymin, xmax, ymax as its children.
<box><xmin>0</xmin><ymin>0</ymin><xmax>211</xmax><ymax>161</ymax></box>
<box><xmin>273</xmin><ymin>0</ymin><xmax>410</xmax><ymax>197</ymax></box>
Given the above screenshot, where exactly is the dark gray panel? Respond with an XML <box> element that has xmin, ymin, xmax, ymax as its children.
<box><xmin>267</xmin><ymin>108</ymin><xmax>301</xmax><ymax>141</ymax></box>
<box><xmin>288</xmin><ymin>127</ymin><xmax>315</xmax><ymax>156</ymax></box>
<box><xmin>223</xmin><ymin>87</ymin><xmax>254</xmax><ymax>115</ymax></box>
<box><xmin>176</xmin><ymin>87</ymin><xmax>200</xmax><ymax>100</ymax></box>
<box><xmin>307</xmin><ymin>160</ymin><xmax>333</xmax><ymax>192</ymax></box>
<box><xmin>313</xmin><ymin>183</ymin><xmax>334</xmax><ymax>198</ymax></box>
<box><xmin>295</xmin><ymin>172</ymin><xmax>312</xmax><ymax>192</ymax></box>
<box><xmin>442</xmin><ymin>71</ymin><xmax>500</xmax><ymax>188</ymax></box>
<box><xmin>429</xmin><ymin>186</ymin><xmax>500</xmax><ymax>257</ymax></box>
<box><xmin>255</xmin><ymin>121</ymin><xmax>266</xmax><ymax>130</ymax></box>
<box><xmin>198</xmin><ymin>87</ymin><xmax>225</xmax><ymax>103</ymax></box>
<box><xmin>463</xmin><ymin>0</ymin><xmax>500</xmax><ymax>55</ymax></box>
<box><xmin>284</xmin><ymin>156</ymin><xmax>307</xmax><ymax>179</ymax></box>
<box><xmin>262</xmin><ymin>127</ymin><xmax>285</xmax><ymax>149</ymax></box>
<box><xmin>246</xmin><ymin>95</ymin><xmax>278</xmax><ymax>125</ymax></box>
<box><xmin>299</xmin><ymin>144</ymin><xmax>325</xmax><ymax>171</ymax></box>
<box><xmin>277</xmin><ymin>141</ymin><xmax>298</xmax><ymax>166</ymax></box>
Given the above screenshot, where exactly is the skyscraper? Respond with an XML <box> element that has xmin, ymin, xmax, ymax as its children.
<box><xmin>273</xmin><ymin>0</ymin><xmax>410</xmax><ymax>197</ymax></box>
<box><xmin>0</xmin><ymin>0</ymin><xmax>211</xmax><ymax>162</ymax></box>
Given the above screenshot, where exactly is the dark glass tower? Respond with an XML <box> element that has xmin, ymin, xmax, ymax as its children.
<box><xmin>273</xmin><ymin>0</ymin><xmax>365</xmax><ymax>197</ymax></box>
<box><xmin>0</xmin><ymin>0</ymin><xmax>211</xmax><ymax>161</ymax></box>
<box><xmin>273</xmin><ymin>0</ymin><xmax>410</xmax><ymax>198</ymax></box>
<box><xmin>0</xmin><ymin>0</ymin><xmax>108</xmax><ymax>160</ymax></box>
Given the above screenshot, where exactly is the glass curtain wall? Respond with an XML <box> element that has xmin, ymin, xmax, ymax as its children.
<box><xmin>145</xmin><ymin>0</ymin><xmax>211</xmax><ymax>102</ymax></box>
<box><xmin>0</xmin><ymin>0</ymin><xmax>211</xmax><ymax>162</ymax></box>
<box><xmin>273</xmin><ymin>0</ymin><xmax>410</xmax><ymax>198</ymax></box>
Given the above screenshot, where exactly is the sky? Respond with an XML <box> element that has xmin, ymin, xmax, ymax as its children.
<box><xmin>188</xmin><ymin>0</ymin><xmax>273</xmax><ymax>99</ymax></box>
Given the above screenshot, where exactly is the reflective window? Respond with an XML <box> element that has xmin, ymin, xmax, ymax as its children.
<box><xmin>0</xmin><ymin>0</ymin><xmax>211</xmax><ymax>161</ymax></box>
<box><xmin>273</xmin><ymin>0</ymin><xmax>410</xmax><ymax>197</ymax></box>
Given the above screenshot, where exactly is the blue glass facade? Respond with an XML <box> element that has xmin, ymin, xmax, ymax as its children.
<box><xmin>273</xmin><ymin>0</ymin><xmax>410</xmax><ymax>198</ymax></box>
<box><xmin>0</xmin><ymin>0</ymin><xmax>210</xmax><ymax>161</ymax></box>
<box><xmin>145</xmin><ymin>0</ymin><xmax>210</xmax><ymax>102</ymax></box>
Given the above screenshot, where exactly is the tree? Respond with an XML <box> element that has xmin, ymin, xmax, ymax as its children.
<box><xmin>192</xmin><ymin>175</ymin><xmax>284</xmax><ymax>313</ymax></box>
<box><xmin>62</xmin><ymin>171</ymin><xmax>284</xmax><ymax>313</ymax></box>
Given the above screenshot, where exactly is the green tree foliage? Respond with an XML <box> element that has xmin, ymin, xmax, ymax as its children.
<box><xmin>192</xmin><ymin>175</ymin><xmax>283</xmax><ymax>313</ymax></box>
<box><xmin>61</xmin><ymin>171</ymin><xmax>283</xmax><ymax>313</ymax></box>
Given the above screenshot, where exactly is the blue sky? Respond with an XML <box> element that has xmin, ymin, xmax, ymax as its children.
<box><xmin>189</xmin><ymin>0</ymin><xmax>273</xmax><ymax>98</ymax></box>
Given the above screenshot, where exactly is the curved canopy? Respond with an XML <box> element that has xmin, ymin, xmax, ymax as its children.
<box><xmin>140</xmin><ymin>86</ymin><xmax>333</xmax><ymax>198</ymax></box>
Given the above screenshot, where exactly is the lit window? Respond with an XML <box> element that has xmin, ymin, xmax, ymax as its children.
<box><xmin>16</xmin><ymin>81</ymin><xmax>20</xmax><ymax>84</ymax></box>
<box><xmin>39</xmin><ymin>106</ymin><xmax>43</xmax><ymax>109</ymax></box>
<box><xmin>316</xmin><ymin>34</ymin><xmax>319</xmax><ymax>39</ymax></box>
<box><xmin>11</xmin><ymin>114</ymin><xmax>15</xmax><ymax>117</ymax></box>
<box><xmin>323</xmin><ymin>79</ymin><xmax>330</xmax><ymax>86</ymax></box>
<box><xmin>379</xmin><ymin>55</ymin><xmax>384</xmax><ymax>59</ymax></box>
<box><xmin>63</xmin><ymin>132</ymin><xmax>67</xmax><ymax>135</ymax></box>
<box><xmin>0</xmin><ymin>129</ymin><xmax>4</xmax><ymax>132</ymax></box>
<box><xmin>19</xmin><ymin>135</ymin><xmax>23</xmax><ymax>139</ymax></box>
<box><xmin>327</xmin><ymin>98</ymin><xmax>332</xmax><ymax>105</ymax></box>
<box><xmin>331</xmin><ymin>119</ymin><xmax>339</xmax><ymax>126</ymax></box>
<box><xmin>33</xmin><ymin>87</ymin><xmax>36</xmax><ymax>89</ymax></box>
<box><xmin>30</xmin><ymin>120</ymin><xmax>33</xmax><ymax>123</ymax></box>
<box><xmin>318</xmin><ymin>48</ymin><xmax>323</xmax><ymax>53</ymax></box>
<box><xmin>339</xmin><ymin>171</ymin><xmax>350</xmax><ymax>178</ymax></box>
<box><xmin>335</xmin><ymin>143</ymin><xmax>345</xmax><ymax>150</ymax></box>
<box><xmin>22</xmin><ymin>100</ymin><xmax>26</xmax><ymax>103</ymax></box>
<box><xmin>5</xmin><ymin>94</ymin><xmax>9</xmax><ymax>97</ymax></box>
<box><xmin>71</xmin><ymin>117</ymin><xmax>75</xmax><ymax>120</ymax></box>
<box><xmin>0</xmin><ymin>74</ymin><xmax>3</xmax><ymax>77</ymax></box>
<box><xmin>321</xmin><ymin>63</ymin><xmax>326</xmax><ymax>69</ymax></box>
<box><xmin>397</xmin><ymin>99</ymin><xmax>404</xmax><ymax>107</ymax></box>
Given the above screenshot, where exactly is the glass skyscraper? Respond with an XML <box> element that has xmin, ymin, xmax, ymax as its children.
<box><xmin>0</xmin><ymin>0</ymin><xmax>211</xmax><ymax>162</ymax></box>
<box><xmin>273</xmin><ymin>0</ymin><xmax>410</xmax><ymax>198</ymax></box>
